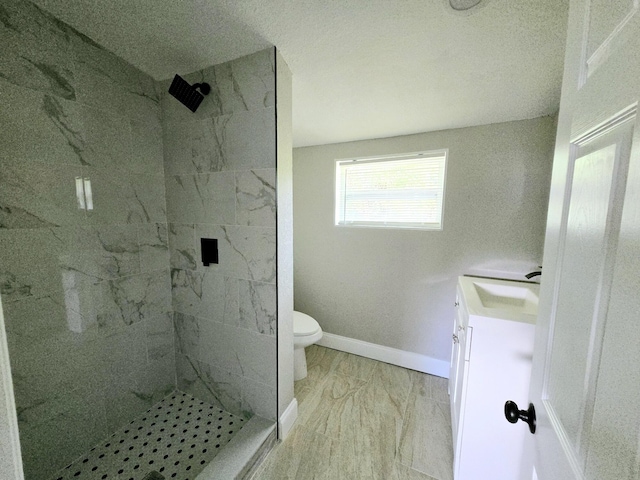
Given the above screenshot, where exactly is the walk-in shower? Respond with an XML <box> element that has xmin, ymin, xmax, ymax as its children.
<box><xmin>0</xmin><ymin>0</ymin><xmax>283</xmax><ymax>478</ymax></box>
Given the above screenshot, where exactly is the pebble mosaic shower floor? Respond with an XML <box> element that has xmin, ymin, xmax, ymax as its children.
<box><xmin>50</xmin><ymin>391</ymin><xmax>246</xmax><ymax>480</ymax></box>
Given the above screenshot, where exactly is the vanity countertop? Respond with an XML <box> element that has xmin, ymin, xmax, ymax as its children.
<box><xmin>458</xmin><ymin>276</ymin><xmax>540</xmax><ymax>324</ymax></box>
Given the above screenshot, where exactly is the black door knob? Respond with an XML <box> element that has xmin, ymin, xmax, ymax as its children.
<box><xmin>504</xmin><ymin>400</ymin><xmax>536</xmax><ymax>434</ymax></box>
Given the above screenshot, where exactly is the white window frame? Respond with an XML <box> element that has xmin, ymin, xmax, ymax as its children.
<box><xmin>334</xmin><ymin>149</ymin><xmax>448</xmax><ymax>231</ymax></box>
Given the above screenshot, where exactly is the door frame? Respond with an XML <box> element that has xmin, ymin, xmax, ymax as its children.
<box><xmin>0</xmin><ymin>296</ymin><xmax>24</xmax><ymax>480</ymax></box>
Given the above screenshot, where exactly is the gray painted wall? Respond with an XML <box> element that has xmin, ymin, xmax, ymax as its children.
<box><xmin>293</xmin><ymin>117</ymin><xmax>555</xmax><ymax>364</ymax></box>
<box><xmin>0</xmin><ymin>0</ymin><xmax>173</xmax><ymax>477</ymax></box>
<box><xmin>162</xmin><ymin>48</ymin><xmax>278</xmax><ymax>422</ymax></box>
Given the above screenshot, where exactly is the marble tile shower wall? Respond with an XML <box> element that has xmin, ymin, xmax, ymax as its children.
<box><xmin>161</xmin><ymin>48</ymin><xmax>278</xmax><ymax>423</ymax></box>
<box><xmin>0</xmin><ymin>0</ymin><xmax>174</xmax><ymax>478</ymax></box>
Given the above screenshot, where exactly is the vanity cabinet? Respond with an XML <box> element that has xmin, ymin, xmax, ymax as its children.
<box><xmin>449</xmin><ymin>276</ymin><xmax>538</xmax><ymax>480</ymax></box>
<box><xmin>449</xmin><ymin>286</ymin><xmax>470</xmax><ymax>444</ymax></box>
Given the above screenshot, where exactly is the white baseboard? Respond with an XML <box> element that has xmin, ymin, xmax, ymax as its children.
<box><xmin>317</xmin><ymin>332</ymin><xmax>449</xmax><ymax>378</ymax></box>
<box><xmin>278</xmin><ymin>398</ymin><xmax>298</xmax><ymax>440</ymax></box>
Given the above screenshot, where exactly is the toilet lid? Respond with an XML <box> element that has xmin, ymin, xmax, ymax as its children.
<box><xmin>293</xmin><ymin>311</ymin><xmax>321</xmax><ymax>337</ymax></box>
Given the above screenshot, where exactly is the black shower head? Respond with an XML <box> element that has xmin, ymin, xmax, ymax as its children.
<box><xmin>168</xmin><ymin>74</ymin><xmax>211</xmax><ymax>112</ymax></box>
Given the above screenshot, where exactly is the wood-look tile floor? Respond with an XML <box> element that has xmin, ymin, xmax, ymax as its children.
<box><xmin>253</xmin><ymin>346</ymin><xmax>453</xmax><ymax>480</ymax></box>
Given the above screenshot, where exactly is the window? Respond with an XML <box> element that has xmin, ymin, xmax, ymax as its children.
<box><xmin>335</xmin><ymin>150</ymin><xmax>447</xmax><ymax>230</ymax></box>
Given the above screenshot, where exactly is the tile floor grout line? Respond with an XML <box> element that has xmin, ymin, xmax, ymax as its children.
<box><xmin>396</xmin><ymin>372</ymin><xmax>416</xmax><ymax>456</ymax></box>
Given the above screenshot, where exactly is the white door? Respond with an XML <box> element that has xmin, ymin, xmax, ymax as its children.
<box><xmin>524</xmin><ymin>0</ymin><xmax>640</xmax><ymax>479</ymax></box>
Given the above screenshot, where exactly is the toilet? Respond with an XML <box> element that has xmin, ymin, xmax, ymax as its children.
<box><xmin>293</xmin><ymin>311</ymin><xmax>323</xmax><ymax>381</ymax></box>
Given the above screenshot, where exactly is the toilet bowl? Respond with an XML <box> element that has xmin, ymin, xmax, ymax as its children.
<box><xmin>293</xmin><ymin>311</ymin><xmax>323</xmax><ymax>381</ymax></box>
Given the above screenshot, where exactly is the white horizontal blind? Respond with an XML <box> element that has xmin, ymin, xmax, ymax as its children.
<box><xmin>335</xmin><ymin>150</ymin><xmax>447</xmax><ymax>230</ymax></box>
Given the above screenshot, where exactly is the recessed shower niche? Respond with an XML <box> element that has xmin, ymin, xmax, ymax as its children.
<box><xmin>0</xmin><ymin>0</ymin><xmax>292</xmax><ymax>478</ymax></box>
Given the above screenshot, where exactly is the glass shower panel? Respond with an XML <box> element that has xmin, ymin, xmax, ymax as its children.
<box><xmin>1</xmin><ymin>0</ymin><xmax>280</xmax><ymax>478</ymax></box>
<box><xmin>0</xmin><ymin>0</ymin><xmax>173</xmax><ymax>477</ymax></box>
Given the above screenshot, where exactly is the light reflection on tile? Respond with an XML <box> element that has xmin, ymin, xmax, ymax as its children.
<box><xmin>83</xmin><ymin>168</ymin><xmax>167</xmax><ymax>225</ymax></box>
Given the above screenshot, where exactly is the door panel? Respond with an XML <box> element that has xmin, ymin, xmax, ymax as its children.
<box><xmin>546</xmin><ymin>140</ymin><xmax>616</xmax><ymax>451</ymax></box>
<box><xmin>584</xmin><ymin>133</ymin><xmax>640</xmax><ymax>478</ymax></box>
<box><xmin>543</xmin><ymin>115</ymin><xmax>635</xmax><ymax>472</ymax></box>
<box><xmin>585</xmin><ymin>0</ymin><xmax>639</xmax><ymax>79</ymax></box>
<box><xmin>528</xmin><ymin>0</ymin><xmax>640</xmax><ymax>478</ymax></box>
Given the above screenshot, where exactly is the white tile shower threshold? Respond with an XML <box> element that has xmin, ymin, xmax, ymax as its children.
<box><xmin>48</xmin><ymin>391</ymin><xmax>273</xmax><ymax>480</ymax></box>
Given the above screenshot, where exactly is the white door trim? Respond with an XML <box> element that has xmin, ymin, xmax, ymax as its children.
<box><xmin>0</xmin><ymin>298</ymin><xmax>24</xmax><ymax>479</ymax></box>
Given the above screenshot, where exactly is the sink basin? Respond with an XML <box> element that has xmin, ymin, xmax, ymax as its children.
<box><xmin>472</xmin><ymin>281</ymin><xmax>538</xmax><ymax>315</ymax></box>
<box><xmin>458</xmin><ymin>276</ymin><xmax>540</xmax><ymax>322</ymax></box>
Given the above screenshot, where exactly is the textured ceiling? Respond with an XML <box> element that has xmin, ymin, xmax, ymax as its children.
<box><xmin>31</xmin><ymin>0</ymin><xmax>569</xmax><ymax>147</ymax></box>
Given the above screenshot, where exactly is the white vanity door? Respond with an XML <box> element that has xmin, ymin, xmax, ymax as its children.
<box><xmin>450</xmin><ymin>289</ymin><xmax>467</xmax><ymax>442</ymax></box>
<box><xmin>526</xmin><ymin>0</ymin><xmax>640</xmax><ymax>478</ymax></box>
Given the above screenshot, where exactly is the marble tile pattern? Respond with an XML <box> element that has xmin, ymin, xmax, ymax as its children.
<box><xmin>253</xmin><ymin>346</ymin><xmax>451</xmax><ymax>480</ymax></box>
<box><xmin>0</xmin><ymin>1</ymin><xmax>173</xmax><ymax>479</ymax></box>
<box><xmin>162</xmin><ymin>47</ymin><xmax>278</xmax><ymax>423</ymax></box>
<box><xmin>1</xmin><ymin>2</ymin><xmax>278</xmax><ymax>478</ymax></box>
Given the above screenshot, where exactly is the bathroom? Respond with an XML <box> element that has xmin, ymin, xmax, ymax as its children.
<box><xmin>3</xmin><ymin>0</ymin><xmax>640</xmax><ymax>479</ymax></box>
